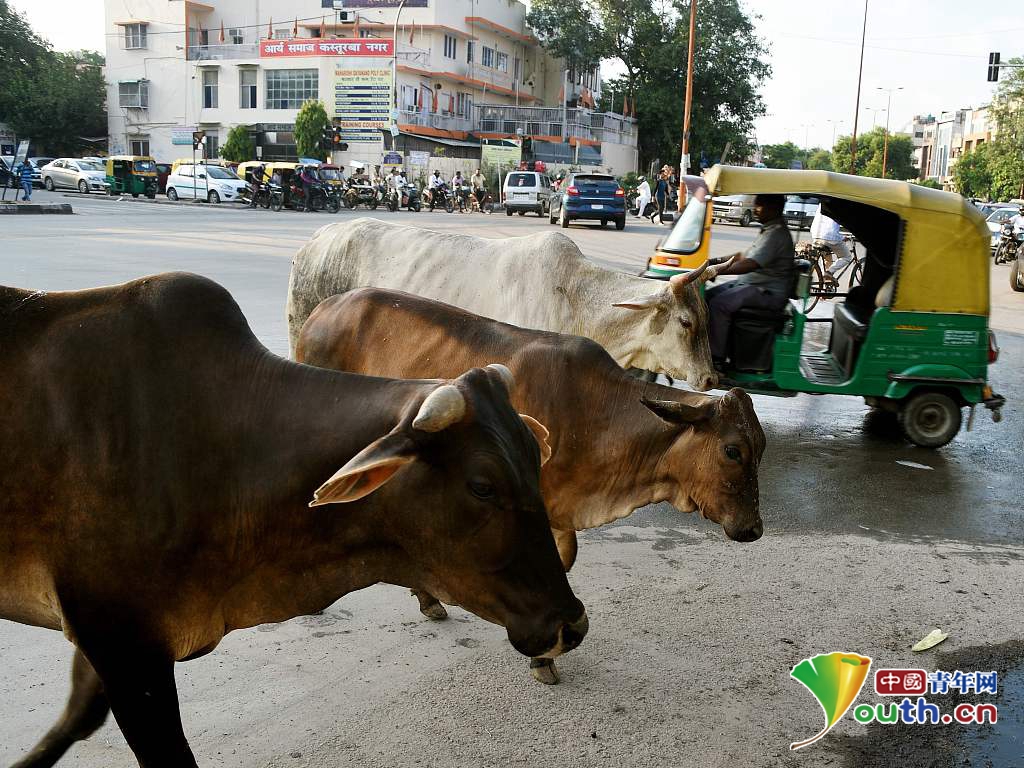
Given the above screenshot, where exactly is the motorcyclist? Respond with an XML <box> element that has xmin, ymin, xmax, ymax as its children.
<box><xmin>1011</xmin><ymin>203</ymin><xmax>1024</xmax><ymax>234</ymax></box>
<box><xmin>451</xmin><ymin>171</ymin><xmax>467</xmax><ymax>209</ymax></box>
<box><xmin>298</xmin><ymin>165</ymin><xmax>317</xmax><ymax>212</ymax></box>
<box><xmin>428</xmin><ymin>170</ymin><xmax>446</xmax><ymax>206</ymax></box>
<box><xmin>470</xmin><ymin>168</ymin><xmax>487</xmax><ymax>207</ymax></box>
<box><xmin>248</xmin><ymin>162</ymin><xmax>266</xmax><ymax>208</ymax></box>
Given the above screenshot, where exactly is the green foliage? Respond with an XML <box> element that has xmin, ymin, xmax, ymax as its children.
<box><xmin>293</xmin><ymin>100</ymin><xmax>330</xmax><ymax>160</ymax></box>
<box><xmin>807</xmin><ymin>149</ymin><xmax>833</xmax><ymax>171</ymax></box>
<box><xmin>618</xmin><ymin>170</ymin><xmax>642</xmax><ymax>192</ymax></box>
<box><xmin>987</xmin><ymin>58</ymin><xmax>1024</xmax><ymax>200</ymax></box>
<box><xmin>831</xmin><ymin>127</ymin><xmax>914</xmax><ymax>180</ymax></box>
<box><xmin>0</xmin><ymin>3</ymin><xmax>106</xmax><ymax>155</ymax></box>
<box><xmin>953</xmin><ymin>143</ymin><xmax>993</xmax><ymax>199</ymax></box>
<box><xmin>917</xmin><ymin>179</ymin><xmax>942</xmax><ymax>190</ymax></box>
<box><xmin>528</xmin><ymin>0</ymin><xmax>770</xmax><ymax>174</ymax></box>
<box><xmin>220</xmin><ymin>125</ymin><xmax>254</xmax><ymax>163</ymax></box>
<box><xmin>761</xmin><ymin>142</ymin><xmax>806</xmax><ymax>169</ymax></box>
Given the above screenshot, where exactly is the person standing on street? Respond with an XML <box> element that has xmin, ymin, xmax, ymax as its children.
<box><xmin>298</xmin><ymin>165</ymin><xmax>316</xmax><ymax>212</ymax></box>
<box><xmin>17</xmin><ymin>160</ymin><xmax>33</xmax><ymax>202</ymax></box>
<box><xmin>634</xmin><ymin>176</ymin><xmax>651</xmax><ymax>218</ymax></box>
<box><xmin>810</xmin><ymin>203</ymin><xmax>853</xmax><ymax>282</ymax></box>
<box><xmin>650</xmin><ymin>168</ymin><xmax>669</xmax><ymax>224</ymax></box>
<box><xmin>471</xmin><ymin>168</ymin><xmax>487</xmax><ymax>207</ymax></box>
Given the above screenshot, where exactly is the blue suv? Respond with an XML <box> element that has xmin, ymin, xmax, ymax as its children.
<box><xmin>549</xmin><ymin>173</ymin><xmax>626</xmax><ymax>230</ymax></box>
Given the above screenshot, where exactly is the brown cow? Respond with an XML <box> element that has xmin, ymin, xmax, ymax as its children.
<box><xmin>0</xmin><ymin>273</ymin><xmax>586</xmax><ymax>768</ymax></box>
<box><xmin>296</xmin><ymin>287</ymin><xmax>766</xmax><ymax>685</ymax></box>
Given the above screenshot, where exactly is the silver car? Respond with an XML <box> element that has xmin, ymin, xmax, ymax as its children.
<box><xmin>41</xmin><ymin>158</ymin><xmax>110</xmax><ymax>194</ymax></box>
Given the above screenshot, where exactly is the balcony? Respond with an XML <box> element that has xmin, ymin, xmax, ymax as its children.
<box><xmin>472</xmin><ymin>105</ymin><xmax>637</xmax><ymax>145</ymax></box>
<box><xmin>396</xmin><ymin>43</ymin><xmax>431</xmax><ymax>68</ymax></box>
<box><xmin>398</xmin><ymin>109</ymin><xmax>474</xmax><ymax>134</ymax></box>
<box><xmin>188</xmin><ymin>43</ymin><xmax>260</xmax><ymax>62</ymax></box>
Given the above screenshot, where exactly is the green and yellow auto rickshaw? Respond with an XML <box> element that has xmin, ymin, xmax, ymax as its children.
<box><xmin>642</xmin><ymin>165</ymin><xmax>1006</xmax><ymax>448</ymax></box>
<box><xmin>106</xmin><ymin>156</ymin><xmax>158</xmax><ymax>198</ymax></box>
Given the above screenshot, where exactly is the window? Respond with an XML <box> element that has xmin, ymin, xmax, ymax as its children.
<box><xmin>239</xmin><ymin>69</ymin><xmax>257</xmax><ymax>109</ymax></box>
<box><xmin>265</xmin><ymin>69</ymin><xmax>318</xmax><ymax>109</ymax></box>
<box><xmin>205</xmin><ymin>134</ymin><xmax>220</xmax><ymax>159</ymax></box>
<box><xmin>118</xmin><ymin>80</ymin><xmax>149</xmax><ymax>108</ymax></box>
<box><xmin>456</xmin><ymin>91</ymin><xmax>471</xmax><ymax>118</ymax></box>
<box><xmin>514</xmin><ymin>57</ymin><xmax>521</xmax><ymax>83</ymax></box>
<box><xmin>274</xmin><ymin>28</ymin><xmax>294</xmax><ymax>40</ymax></box>
<box><xmin>482</xmin><ymin>46</ymin><xmax>494</xmax><ymax>68</ymax></box>
<box><xmin>129</xmin><ymin>138</ymin><xmax>150</xmax><ymax>156</ymax></box>
<box><xmin>496</xmin><ymin>52</ymin><xmax>508</xmax><ymax>73</ymax></box>
<box><xmin>200</xmin><ymin>29</ymin><xmax>210</xmax><ymax>46</ymax></box>
<box><xmin>178</xmin><ymin>165</ymin><xmax>194</xmax><ymax>178</ymax></box>
<box><xmin>467</xmin><ymin>41</ymin><xmax>475</xmax><ymax>64</ymax></box>
<box><xmin>228</xmin><ymin>28</ymin><xmax>244</xmax><ymax>45</ymax></box>
<box><xmin>443</xmin><ymin>34</ymin><xmax>456</xmax><ymax>59</ymax></box>
<box><xmin>400</xmin><ymin>84</ymin><xmax>418</xmax><ymax>112</ymax></box>
<box><xmin>124</xmin><ymin>23</ymin><xmax>147</xmax><ymax>50</ymax></box>
<box><xmin>202</xmin><ymin>70</ymin><xmax>218</xmax><ymax>109</ymax></box>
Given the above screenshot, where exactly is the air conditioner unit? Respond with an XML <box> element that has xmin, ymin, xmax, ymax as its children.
<box><xmin>338</xmin><ymin>10</ymin><xmax>356</xmax><ymax>23</ymax></box>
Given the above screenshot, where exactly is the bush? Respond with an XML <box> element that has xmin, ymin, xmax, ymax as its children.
<box><xmin>219</xmin><ymin>125</ymin><xmax>254</xmax><ymax>163</ymax></box>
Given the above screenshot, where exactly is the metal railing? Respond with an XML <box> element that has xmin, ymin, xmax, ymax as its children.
<box><xmin>188</xmin><ymin>43</ymin><xmax>260</xmax><ymax>61</ymax></box>
<box><xmin>396</xmin><ymin>44</ymin><xmax>430</xmax><ymax>68</ymax></box>
<box><xmin>471</xmin><ymin>105</ymin><xmax>638</xmax><ymax>144</ymax></box>
<box><xmin>398</xmin><ymin>109</ymin><xmax>474</xmax><ymax>134</ymax></box>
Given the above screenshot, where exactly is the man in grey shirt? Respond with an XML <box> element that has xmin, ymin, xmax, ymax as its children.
<box><xmin>704</xmin><ymin>194</ymin><xmax>795</xmax><ymax>361</ymax></box>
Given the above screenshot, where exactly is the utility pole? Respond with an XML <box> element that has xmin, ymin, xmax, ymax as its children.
<box><xmin>678</xmin><ymin>0</ymin><xmax>697</xmax><ymax>210</ymax></box>
<box><xmin>849</xmin><ymin>0</ymin><xmax>868</xmax><ymax>173</ymax></box>
<box><xmin>877</xmin><ymin>86</ymin><xmax>903</xmax><ymax>178</ymax></box>
<box><xmin>391</xmin><ymin>0</ymin><xmax>408</xmax><ymax>118</ymax></box>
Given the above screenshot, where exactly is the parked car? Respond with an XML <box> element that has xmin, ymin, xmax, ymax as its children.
<box><xmin>40</xmin><ymin>158</ymin><xmax>110</xmax><ymax>194</ymax></box>
<box><xmin>783</xmin><ymin>194</ymin><xmax>820</xmax><ymax>230</ymax></box>
<box><xmin>0</xmin><ymin>156</ymin><xmax>12</xmax><ymax>187</ymax></box>
<box><xmin>712</xmin><ymin>193</ymin><xmax>756</xmax><ymax>226</ymax></box>
<box><xmin>985</xmin><ymin>206</ymin><xmax>1020</xmax><ymax>251</ymax></box>
<box><xmin>27</xmin><ymin>157</ymin><xmax>55</xmax><ymax>187</ymax></box>
<box><xmin>165</xmin><ymin>164</ymin><xmax>249</xmax><ymax>203</ymax></box>
<box><xmin>155</xmin><ymin>163</ymin><xmax>172</xmax><ymax>195</ymax></box>
<box><xmin>548</xmin><ymin>172</ymin><xmax>627</xmax><ymax>230</ymax></box>
<box><xmin>502</xmin><ymin>171</ymin><xmax>553</xmax><ymax>217</ymax></box>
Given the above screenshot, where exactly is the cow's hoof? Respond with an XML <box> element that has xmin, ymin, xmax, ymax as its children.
<box><xmin>529</xmin><ymin>658</ymin><xmax>560</xmax><ymax>685</ymax></box>
<box><xmin>411</xmin><ymin>589</ymin><xmax>448</xmax><ymax>621</ymax></box>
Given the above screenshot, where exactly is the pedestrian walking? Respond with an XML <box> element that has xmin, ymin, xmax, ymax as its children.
<box><xmin>18</xmin><ymin>161</ymin><xmax>33</xmax><ymax>202</ymax></box>
<box><xmin>650</xmin><ymin>168</ymin><xmax>669</xmax><ymax>224</ymax></box>
<box><xmin>634</xmin><ymin>176</ymin><xmax>651</xmax><ymax>218</ymax></box>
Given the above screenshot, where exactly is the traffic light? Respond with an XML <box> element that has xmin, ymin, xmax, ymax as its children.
<box><xmin>321</xmin><ymin>125</ymin><xmax>334</xmax><ymax>153</ymax></box>
<box><xmin>192</xmin><ymin>130</ymin><xmax>205</xmax><ymax>151</ymax></box>
<box><xmin>987</xmin><ymin>52</ymin><xmax>1000</xmax><ymax>83</ymax></box>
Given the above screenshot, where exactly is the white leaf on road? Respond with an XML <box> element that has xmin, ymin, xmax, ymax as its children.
<box><xmin>912</xmin><ymin>629</ymin><xmax>948</xmax><ymax>652</ymax></box>
<box><xmin>896</xmin><ymin>460</ymin><xmax>934</xmax><ymax>470</ymax></box>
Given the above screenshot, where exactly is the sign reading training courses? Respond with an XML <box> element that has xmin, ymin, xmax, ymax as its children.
<box><xmin>335</xmin><ymin>65</ymin><xmax>392</xmax><ymax>143</ymax></box>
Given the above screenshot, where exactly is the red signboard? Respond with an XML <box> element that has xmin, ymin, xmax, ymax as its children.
<box><xmin>259</xmin><ymin>38</ymin><xmax>394</xmax><ymax>58</ymax></box>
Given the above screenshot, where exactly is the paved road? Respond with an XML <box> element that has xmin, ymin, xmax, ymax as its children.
<box><xmin>1</xmin><ymin>194</ymin><xmax>1021</xmax><ymax>768</ymax></box>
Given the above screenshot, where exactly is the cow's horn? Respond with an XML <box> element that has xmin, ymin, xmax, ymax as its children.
<box><xmin>413</xmin><ymin>384</ymin><xmax>466</xmax><ymax>433</ymax></box>
<box><xmin>486</xmin><ymin>363</ymin><xmax>515</xmax><ymax>392</ymax></box>
<box><xmin>670</xmin><ymin>260</ymin><xmax>710</xmax><ymax>293</ymax></box>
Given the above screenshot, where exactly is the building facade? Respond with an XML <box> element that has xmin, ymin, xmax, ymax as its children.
<box><xmin>104</xmin><ymin>0</ymin><xmax>637</xmax><ymax>175</ymax></box>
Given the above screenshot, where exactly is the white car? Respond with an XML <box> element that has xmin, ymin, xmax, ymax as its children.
<box><xmin>502</xmin><ymin>171</ymin><xmax>553</xmax><ymax>217</ymax></box>
<box><xmin>41</xmin><ymin>158</ymin><xmax>110</xmax><ymax>194</ymax></box>
<box><xmin>166</xmin><ymin>164</ymin><xmax>249</xmax><ymax>203</ymax></box>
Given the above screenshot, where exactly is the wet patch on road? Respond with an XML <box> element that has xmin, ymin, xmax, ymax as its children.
<box><xmin>831</xmin><ymin>639</ymin><xmax>1024</xmax><ymax>768</ymax></box>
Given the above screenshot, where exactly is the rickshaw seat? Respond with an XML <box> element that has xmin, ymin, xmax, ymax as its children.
<box><xmin>728</xmin><ymin>259</ymin><xmax>811</xmax><ymax>372</ymax></box>
<box><xmin>829</xmin><ymin>287</ymin><xmax>875</xmax><ymax>376</ymax></box>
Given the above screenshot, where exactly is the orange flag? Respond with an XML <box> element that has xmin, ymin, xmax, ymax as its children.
<box><xmin>319</xmin><ymin>16</ymin><xmax>326</xmax><ymax>38</ymax></box>
<box><xmin>354</xmin><ymin>14</ymin><xmax>360</xmax><ymax>37</ymax></box>
<box><xmin>219</xmin><ymin>21</ymin><xmax>225</xmax><ymax>43</ymax></box>
<box><xmin>409</xmin><ymin>22</ymin><xmax>415</xmax><ymax>45</ymax></box>
<box><xmin>292</xmin><ymin>17</ymin><xmax>298</xmax><ymax>37</ymax></box>
<box><xmin>267</xmin><ymin>17</ymin><xmax>273</xmax><ymax>40</ymax></box>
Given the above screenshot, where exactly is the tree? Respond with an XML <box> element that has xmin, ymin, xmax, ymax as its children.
<box><xmin>953</xmin><ymin>143</ymin><xmax>993</xmax><ymax>199</ymax></box>
<box><xmin>527</xmin><ymin>0</ymin><xmax>770</xmax><ymax>174</ymax></box>
<box><xmin>220</xmin><ymin>125</ymin><xmax>255</xmax><ymax>163</ymax></box>
<box><xmin>831</xmin><ymin>127</ymin><xmax>915</xmax><ymax>180</ymax></box>
<box><xmin>4</xmin><ymin>50</ymin><xmax>107</xmax><ymax>155</ymax></box>
<box><xmin>761</xmin><ymin>142</ymin><xmax>805</xmax><ymax>169</ymax></box>
<box><xmin>293</xmin><ymin>100</ymin><xmax>330</xmax><ymax>160</ymax></box>
<box><xmin>806</xmin><ymin>149</ymin><xmax>832</xmax><ymax>171</ymax></box>
<box><xmin>987</xmin><ymin>57</ymin><xmax>1024</xmax><ymax>201</ymax></box>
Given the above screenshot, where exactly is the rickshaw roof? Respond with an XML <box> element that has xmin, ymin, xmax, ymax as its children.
<box><xmin>264</xmin><ymin>162</ymin><xmax>300</xmax><ymax>170</ymax></box>
<box><xmin>702</xmin><ymin>165</ymin><xmax>991</xmax><ymax>315</ymax></box>
<box><xmin>108</xmin><ymin>155</ymin><xmax>155</xmax><ymax>163</ymax></box>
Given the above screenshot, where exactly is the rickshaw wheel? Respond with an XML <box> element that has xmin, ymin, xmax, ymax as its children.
<box><xmin>899</xmin><ymin>391</ymin><xmax>961</xmax><ymax>449</ymax></box>
<box><xmin>1010</xmin><ymin>259</ymin><xmax>1024</xmax><ymax>293</ymax></box>
<box><xmin>805</xmin><ymin>261</ymin><xmax>824</xmax><ymax>312</ymax></box>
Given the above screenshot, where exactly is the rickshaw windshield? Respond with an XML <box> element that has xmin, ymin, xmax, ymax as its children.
<box><xmin>660</xmin><ymin>195</ymin><xmax>707</xmax><ymax>254</ymax></box>
<box><xmin>133</xmin><ymin>160</ymin><xmax>155</xmax><ymax>172</ymax></box>
<box><xmin>319</xmin><ymin>169</ymin><xmax>341</xmax><ymax>180</ymax></box>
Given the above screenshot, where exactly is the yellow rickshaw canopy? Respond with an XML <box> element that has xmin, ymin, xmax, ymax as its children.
<box><xmin>702</xmin><ymin>165</ymin><xmax>991</xmax><ymax>315</ymax></box>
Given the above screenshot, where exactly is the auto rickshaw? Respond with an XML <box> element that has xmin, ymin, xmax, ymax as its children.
<box><xmin>105</xmin><ymin>156</ymin><xmax>158</xmax><ymax>198</ymax></box>
<box><xmin>642</xmin><ymin>165</ymin><xmax>1006</xmax><ymax>449</ymax></box>
<box><xmin>317</xmin><ymin>164</ymin><xmax>346</xmax><ymax>193</ymax></box>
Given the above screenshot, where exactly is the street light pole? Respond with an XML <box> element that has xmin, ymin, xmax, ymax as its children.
<box><xmin>877</xmin><ymin>86</ymin><xmax>903</xmax><ymax>178</ymax></box>
<box><xmin>392</xmin><ymin>0</ymin><xmax>408</xmax><ymax>116</ymax></box>
<box><xmin>678</xmin><ymin>0</ymin><xmax>697</xmax><ymax>210</ymax></box>
<box><xmin>562</xmin><ymin>68</ymin><xmax>569</xmax><ymax>143</ymax></box>
<box><xmin>849</xmin><ymin>0</ymin><xmax>869</xmax><ymax>173</ymax></box>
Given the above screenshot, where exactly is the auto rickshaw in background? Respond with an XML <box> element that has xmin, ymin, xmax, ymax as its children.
<box><xmin>642</xmin><ymin>165</ymin><xmax>1005</xmax><ymax>448</ymax></box>
<box><xmin>318</xmin><ymin>164</ymin><xmax>346</xmax><ymax>194</ymax></box>
<box><xmin>105</xmin><ymin>156</ymin><xmax>158</xmax><ymax>198</ymax></box>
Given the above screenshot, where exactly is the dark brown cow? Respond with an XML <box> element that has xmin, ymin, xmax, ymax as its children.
<box><xmin>296</xmin><ymin>287</ymin><xmax>766</xmax><ymax>685</ymax></box>
<box><xmin>0</xmin><ymin>273</ymin><xmax>586</xmax><ymax>768</ymax></box>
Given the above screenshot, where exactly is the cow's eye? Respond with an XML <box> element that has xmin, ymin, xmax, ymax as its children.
<box><xmin>724</xmin><ymin>445</ymin><xmax>742</xmax><ymax>462</ymax></box>
<box><xmin>678</xmin><ymin>317</ymin><xmax>692</xmax><ymax>330</ymax></box>
<box><xmin>468</xmin><ymin>479</ymin><xmax>496</xmax><ymax>500</ymax></box>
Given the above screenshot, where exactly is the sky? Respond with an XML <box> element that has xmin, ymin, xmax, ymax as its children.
<box><xmin>10</xmin><ymin>0</ymin><xmax>1019</xmax><ymax>150</ymax></box>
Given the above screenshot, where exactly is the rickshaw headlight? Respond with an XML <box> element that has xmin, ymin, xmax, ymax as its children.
<box><xmin>988</xmin><ymin>330</ymin><xmax>999</xmax><ymax>364</ymax></box>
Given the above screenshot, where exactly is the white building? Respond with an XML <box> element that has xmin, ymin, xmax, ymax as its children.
<box><xmin>104</xmin><ymin>0</ymin><xmax>637</xmax><ymax>174</ymax></box>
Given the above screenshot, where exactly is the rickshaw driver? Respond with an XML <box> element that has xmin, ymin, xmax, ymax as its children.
<box><xmin>704</xmin><ymin>193</ymin><xmax>796</xmax><ymax>365</ymax></box>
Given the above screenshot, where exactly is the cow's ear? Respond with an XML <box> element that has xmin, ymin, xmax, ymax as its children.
<box><xmin>612</xmin><ymin>293</ymin><xmax>664</xmax><ymax>311</ymax></box>
<box><xmin>310</xmin><ymin>433</ymin><xmax>415</xmax><ymax>506</ymax></box>
<box><xmin>519</xmin><ymin>413</ymin><xmax>552</xmax><ymax>466</ymax></box>
<box><xmin>641</xmin><ymin>397</ymin><xmax>713</xmax><ymax>426</ymax></box>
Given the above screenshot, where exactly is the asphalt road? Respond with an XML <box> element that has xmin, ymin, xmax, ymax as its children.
<box><xmin>1</xmin><ymin>193</ymin><xmax>1021</xmax><ymax>768</ymax></box>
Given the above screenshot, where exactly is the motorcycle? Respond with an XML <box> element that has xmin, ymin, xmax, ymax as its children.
<box><xmin>469</xmin><ymin>187</ymin><xmax>494</xmax><ymax>214</ymax></box>
<box><xmin>425</xmin><ymin>183</ymin><xmax>454</xmax><ymax>213</ymax></box>
<box><xmin>344</xmin><ymin>179</ymin><xmax>379</xmax><ymax>210</ymax></box>
<box><xmin>993</xmin><ymin>219</ymin><xmax>1024</xmax><ymax>265</ymax></box>
<box><xmin>398</xmin><ymin>182</ymin><xmax>422</xmax><ymax>212</ymax></box>
<box><xmin>454</xmin><ymin>183</ymin><xmax>473</xmax><ymax>213</ymax></box>
<box><xmin>291</xmin><ymin>181</ymin><xmax>340</xmax><ymax>213</ymax></box>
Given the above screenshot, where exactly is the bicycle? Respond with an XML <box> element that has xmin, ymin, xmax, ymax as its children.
<box><xmin>795</xmin><ymin>234</ymin><xmax>864</xmax><ymax>312</ymax></box>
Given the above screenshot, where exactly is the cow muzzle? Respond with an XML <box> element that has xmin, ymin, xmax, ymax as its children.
<box><xmin>725</xmin><ymin>516</ymin><xmax>763</xmax><ymax>542</ymax></box>
<box><xmin>535</xmin><ymin>609</ymin><xmax>589</xmax><ymax>659</ymax></box>
<box><xmin>508</xmin><ymin>606</ymin><xmax>589</xmax><ymax>659</ymax></box>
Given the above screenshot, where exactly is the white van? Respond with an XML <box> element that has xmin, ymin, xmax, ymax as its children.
<box><xmin>503</xmin><ymin>171</ymin><xmax>552</xmax><ymax>217</ymax></box>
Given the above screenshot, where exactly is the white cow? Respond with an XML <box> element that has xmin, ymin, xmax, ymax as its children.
<box><xmin>287</xmin><ymin>218</ymin><xmax>718</xmax><ymax>390</ymax></box>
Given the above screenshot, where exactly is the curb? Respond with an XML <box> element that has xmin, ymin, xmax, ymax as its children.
<box><xmin>62</xmin><ymin>194</ymin><xmax>249</xmax><ymax>209</ymax></box>
<box><xmin>0</xmin><ymin>203</ymin><xmax>74</xmax><ymax>215</ymax></box>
